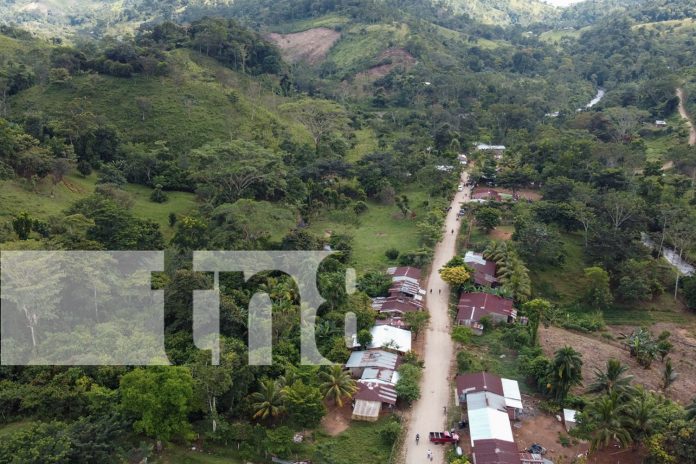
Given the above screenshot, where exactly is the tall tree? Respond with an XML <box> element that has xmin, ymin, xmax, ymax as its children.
<box><xmin>319</xmin><ymin>365</ymin><xmax>358</xmax><ymax>407</ymax></box>
<box><xmin>547</xmin><ymin>346</ymin><xmax>583</xmax><ymax>403</ymax></box>
<box><xmin>119</xmin><ymin>367</ymin><xmax>194</xmax><ymax>441</ymax></box>
<box><xmin>250</xmin><ymin>379</ymin><xmax>286</xmax><ymax>422</ymax></box>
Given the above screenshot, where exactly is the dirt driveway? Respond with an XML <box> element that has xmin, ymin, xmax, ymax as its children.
<box><xmin>401</xmin><ymin>171</ymin><xmax>470</xmax><ymax>464</ymax></box>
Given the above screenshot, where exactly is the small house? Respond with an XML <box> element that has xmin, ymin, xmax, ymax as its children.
<box><xmin>455</xmin><ymin>372</ymin><xmax>523</xmax><ymax>420</ymax></box>
<box><xmin>464</xmin><ymin>251</ymin><xmax>499</xmax><ymax>287</ymax></box>
<box><xmin>367</xmin><ymin>325</ymin><xmax>412</xmax><ymax>354</ymax></box>
<box><xmin>372</xmin><ymin>296</ymin><xmax>422</xmax><ymax>316</ymax></box>
<box><xmin>345</xmin><ymin>350</ymin><xmax>399</xmax><ymax>378</ymax></box>
<box><xmin>457</xmin><ymin>292</ymin><xmax>516</xmax><ymax>334</ymax></box>
<box><xmin>655</xmin><ymin>120</ymin><xmax>667</xmax><ymax>127</ymax></box>
<box><xmin>472</xmin><ymin>439</ymin><xmax>523</xmax><ymax>464</ymax></box>
<box><xmin>351</xmin><ymin>381</ymin><xmax>397</xmax><ymax>422</ymax></box>
<box><xmin>386</xmin><ymin>266</ymin><xmax>422</xmax><ymax>286</ymax></box>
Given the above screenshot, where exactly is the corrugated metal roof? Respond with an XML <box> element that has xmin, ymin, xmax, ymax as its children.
<box><xmin>563</xmin><ymin>408</ymin><xmax>577</xmax><ymax>424</ymax></box>
<box><xmin>502</xmin><ymin>378</ymin><xmax>523</xmax><ymax>410</ymax></box>
<box><xmin>355</xmin><ymin>381</ymin><xmax>397</xmax><ymax>405</ymax></box>
<box><xmin>345</xmin><ymin>350</ymin><xmax>398</xmax><ymax>370</ymax></box>
<box><xmin>468</xmin><ymin>391</ymin><xmax>507</xmax><ymax>412</ymax></box>
<box><xmin>472</xmin><ymin>439</ymin><xmax>521</xmax><ymax>464</ymax></box>
<box><xmin>372</xmin><ymin>296</ymin><xmax>422</xmax><ymax>314</ymax></box>
<box><xmin>456</xmin><ymin>372</ymin><xmax>505</xmax><ymax>398</ymax></box>
<box><xmin>368</xmin><ymin>325</ymin><xmax>412</xmax><ymax>353</ymax></box>
<box><xmin>386</xmin><ymin>266</ymin><xmax>421</xmax><ymax>281</ymax></box>
<box><xmin>361</xmin><ymin>367</ymin><xmax>398</xmax><ymax>385</ymax></box>
<box><xmin>468</xmin><ymin>401</ymin><xmax>514</xmax><ymax>445</ymax></box>
<box><xmin>352</xmin><ymin>399</ymin><xmax>381</xmax><ymax>421</ymax></box>
<box><xmin>457</xmin><ymin>293</ymin><xmax>515</xmax><ymax>323</ymax></box>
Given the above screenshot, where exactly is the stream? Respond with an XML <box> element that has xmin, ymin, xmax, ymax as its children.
<box><xmin>641</xmin><ymin>234</ymin><xmax>695</xmax><ymax>276</ymax></box>
<box><xmin>576</xmin><ymin>88</ymin><xmax>605</xmax><ymax>111</ymax></box>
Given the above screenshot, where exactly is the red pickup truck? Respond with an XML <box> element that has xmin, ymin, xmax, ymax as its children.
<box><xmin>429</xmin><ymin>431</ymin><xmax>460</xmax><ymax>444</ymax></box>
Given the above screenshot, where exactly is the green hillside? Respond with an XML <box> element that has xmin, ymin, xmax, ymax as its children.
<box><xmin>10</xmin><ymin>49</ymin><xmax>312</xmax><ymax>153</ymax></box>
<box><xmin>445</xmin><ymin>0</ymin><xmax>557</xmax><ymax>25</ymax></box>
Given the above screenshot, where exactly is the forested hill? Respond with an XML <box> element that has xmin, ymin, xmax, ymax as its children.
<box><xmin>557</xmin><ymin>0</ymin><xmax>696</xmax><ymax>27</ymax></box>
<box><xmin>0</xmin><ymin>0</ymin><xmax>555</xmax><ymax>37</ymax></box>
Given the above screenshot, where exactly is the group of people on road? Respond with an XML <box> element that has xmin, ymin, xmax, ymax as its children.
<box><xmin>414</xmin><ymin>407</ymin><xmax>448</xmax><ymax>461</ymax></box>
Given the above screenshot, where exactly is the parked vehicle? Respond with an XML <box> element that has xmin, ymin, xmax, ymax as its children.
<box><xmin>429</xmin><ymin>431</ymin><xmax>460</xmax><ymax>444</ymax></box>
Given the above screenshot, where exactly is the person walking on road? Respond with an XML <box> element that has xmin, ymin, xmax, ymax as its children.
<box><xmin>427</xmin><ymin>449</ymin><xmax>432</xmax><ymax>461</ymax></box>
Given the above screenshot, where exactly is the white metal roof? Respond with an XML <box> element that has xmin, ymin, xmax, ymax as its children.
<box><xmin>464</xmin><ymin>251</ymin><xmax>488</xmax><ymax>266</ymax></box>
<box><xmin>501</xmin><ymin>378</ymin><xmax>523</xmax><ymax>410</ymax></box>
<box><xmin>345</xmin><ymin>350</ymin><xmax>398</xmax><ymax>370</ymax></box>
<box><xmin>563</xmin><ymin>408</ymin><xmax>577</xmax><ymax>424</ymax></box>
<box><xmin>352</xmin><ymin>399</ymin><xmax>381</xmax><ymax>421</ymax></box>
<box><xmin>468</xmin><ymin>406</ymin><xmax>514</xmax><ymax>445</ymax></box>
<box><xmin>368</xmin><ymin>325</ymin><xmax>412</xmax><ymax>353</ymax></box>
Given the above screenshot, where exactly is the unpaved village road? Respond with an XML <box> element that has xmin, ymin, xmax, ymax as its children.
<box><xmin>677</xmin><ymin>87</ymin><xmax>696</xmax><ymax>146</ymax></box>
<box><xmin>402</xmin><ymin>171</ymin><xmax>471</xmax><ymax>464</ymax></box>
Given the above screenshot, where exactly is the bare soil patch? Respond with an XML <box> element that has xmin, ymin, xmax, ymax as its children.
<box><xmin>539</xmin><ymin>324</ymin><xmax>696</xmax><ymax>405</ymax></box>
<box><xmin>495</xmin><ymin>187</ymin><xmax>542</xmax><ymax>201</ymax></box>
<box><xmin>355</xmin><ymin>48</ymin><xmax>416</xmax><ymax>80</ymax></box>
<box><xmin>489</xmin><ymin>227</ymin><xmax>513</xmax><ymax>241</ymax></box>
<box><xmin>320</xmin><ymin>402</ymin><xmax>353</xmax><ymax>436</ymax></box>
<box><xmin>267</xmin><ymin>28</ymin><xmax>341</xmax><ymax>65</ymax></box>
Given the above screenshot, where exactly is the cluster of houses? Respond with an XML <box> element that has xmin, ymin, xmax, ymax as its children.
<box><xmin>458</xmin><ymin>252</ymin><xmax>518</xmax><ymax>335</ymax></box>
<box><xmin>347</xmin><ymin>267</ymin><xmax>426</xmax><ymax>422</ymax></box>
<box><xmin>455</xmin><ymin>372</ymin><xmax>546</xmax><ymax>464</ymax></box>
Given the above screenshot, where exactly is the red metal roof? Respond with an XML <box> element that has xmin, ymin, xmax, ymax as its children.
<box><xmin>455</xmin><ymin>372</ymin><xmax>504</xmax><ymax>398</ymax></box>
<box><xmin>387</xmin><ymin>266</ymin><xmax>422</xmax><ymax>281</ymax></box>
<box><xmin>355</xmin><ymin>381</ymin><xmax>397</xmax><ymax>405</ymax></box>
<box><xmin>472</xmin><ymin>439</ymin><xmax>521</xmax><ymax>464</ymax></box>
<box><xmin>464</xmin><ymin>255</ymin><xmax>498</xmax><ymax>287</ymax></box>
<box><xmin>373</xmin><ymin>296</ymin><xmax>422</xmax><ymax>314</ymax></box>
<box><xmin>457</xmin><ymin>292</ymin><xmax>515</xmax><ymax>323</ymax></box>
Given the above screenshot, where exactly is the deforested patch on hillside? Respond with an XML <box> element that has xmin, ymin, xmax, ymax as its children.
<box><xmin>355</xmin><ymin>48</ymin><xmax>416</xmax><ymax>80</ymax></box>
<box><xmin>267</xmin><ymin>27</ymin><xmax>341</xmax><ymax>65</ymax></box>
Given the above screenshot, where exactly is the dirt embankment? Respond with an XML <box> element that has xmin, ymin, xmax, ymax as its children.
<box><xmin>676</xmin><ymin>87</ymin><xmax>696</xmax><ymax>146</ymax></box>
<box><xmin>355</xmin><ymin>48</ymin><xmax>416</xmax><ymax>81</ymax></box>
<box><xmin>267</xmin><ymin>28</ymin><xmax>341</xmax><ymax>65</ymax></box>
<box><xmin>540</xmin><ymin>324</ymin><xmax>696</xmax><ymax>405</ymax></box>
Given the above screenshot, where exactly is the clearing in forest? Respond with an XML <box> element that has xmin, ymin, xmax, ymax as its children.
<box><xmin>267</xmin><ymin>28</ymin><xmax>341</xmax><ymax>65</ymax></box>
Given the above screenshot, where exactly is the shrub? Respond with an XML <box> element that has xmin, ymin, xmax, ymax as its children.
<box><xmin>150</xmin><ymin>184</ymin><xmax>168</xmax><ymax>203</ymax></box>
<box><xmin>384</xmin><ymin>247</ymin><xmax>400</xmax><ymax>260</ymax></box>
<box><xmin>457</xmin><ymin>351</ymin><xmax>483</xmax><ymax>373</ymax></box>
<box><xmin>396</xmin><ymin>364</ymin><xmax>422</xmax><ymax>404</ymax></box>
<box><xmin>77</xmin><ymin>160</ymin><xmax>92</xmax><ymax>177</ymax></box>
<box><xmin>354</xmin><ymin>201</ymin><xmax>368</xmax><ymax>215</ymax></box>
<box><xmin>379</xmin><ymin>420</ymin><xmax>401</xmax><ymax>445</ymax></box>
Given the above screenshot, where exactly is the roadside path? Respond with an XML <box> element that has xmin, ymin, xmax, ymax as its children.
<box><xmin>676</xmin><ymin>87</ymin><xmax>696</xmax><ymax>146</ymax></box>
<box><xmin>402</xmin><ymin>171</ymin><xmax>471</xmax><ymax>464</ymax></box>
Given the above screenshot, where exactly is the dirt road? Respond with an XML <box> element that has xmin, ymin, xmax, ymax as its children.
<box><xmin>676</xmin><ymin>87</ymin><xmax>696</xmax><ymax>146</ymax></box>
<box><xmin>402</xmin><ymin>172</ymin><xmax>471</xmax><ymax>464</ymax></box>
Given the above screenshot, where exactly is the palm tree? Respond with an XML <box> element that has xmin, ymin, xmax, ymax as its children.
<box><xmin>250</xmin><ymin>379</ymin><xmax>286</xmax><ymax>421</ymax></box>
<box><xmin>588</xmin><ymin>359</ymin><xmax>633</xmax><ymax>394</ymax></box>
<box><xmin>319</xmin><ymin>365</ymin><xmax>358</xmax><ymax>407</ymax></box>
<box><xmin>547</xmin><ymin>346</ymin><xmax>583</xmax><ymax>402</ymax></box>
<box><xmin>624</xmin><ymin>388</ymin><xmax>659</xmax><ymax>441</ymax></box>
<box><xmin>587</xmin><ymin>393</ymin><xmax>632</xmax><ymax>451</ymax></box>
<box><xmin>662</xmin><ymin>358</ymin><xmax>678</xmax><ymax>392</ymax></box>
